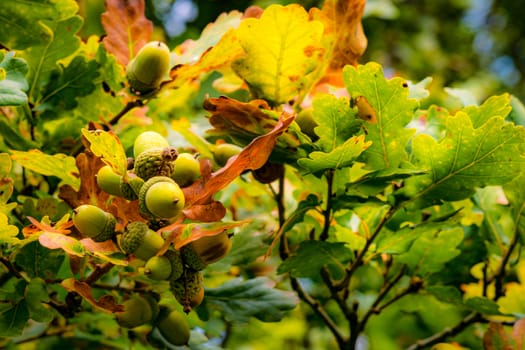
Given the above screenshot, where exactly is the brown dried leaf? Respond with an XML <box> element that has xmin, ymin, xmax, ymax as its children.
<box><xmin>184</xmin><ymin>114</ymin><xmax>295</xmax><ymax>206</ymax></box>
<box><xmin>483</xmin><ymin>322</ymin><xmax>515</xmax><ymax>350</ymax></box>
<box><xmin>61</xmin><ymin>278</ymin><xmax>124</xmax><ymax>313</ymax></box>
<box><xmin>183</xmin><ymin>201</ymin><xmax>227</xmax><ymax>222</ymax></box>
<box><xmin>101</xmin><ymin>0</ymin><xmax>153</xmax><ymax>66</ymax></box>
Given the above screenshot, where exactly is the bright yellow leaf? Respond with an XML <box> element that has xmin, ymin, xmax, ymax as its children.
<box><xmin>232</xmin><ymin>4</ymin><xmax>325</xmax><ymax>105</ymax></box>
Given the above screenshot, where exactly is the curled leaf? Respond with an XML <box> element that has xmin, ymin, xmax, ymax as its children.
<box><xmin>61</xmin><ymin>278</ymin><xmax>123</xmax><ymax>313</ymax></box>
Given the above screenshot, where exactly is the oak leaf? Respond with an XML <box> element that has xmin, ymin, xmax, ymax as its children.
<box><xmin>61</xmin><ymin>278</ymin><xmax>123</xmax><ymax>313</ymax></box>
<box><xmin>101</xmin><ymin>0</ymin><xmax>153</xmax><ymax>66</ymax></box>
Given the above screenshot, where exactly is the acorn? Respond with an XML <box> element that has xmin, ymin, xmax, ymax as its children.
<box><xmin>138</xmin><ymin>176</ymin><xmax>185</xmax><ymax>219</ymax></box>
<box><xmin>156</xmin><ymin>307</ymin><xmax>190</xmax><ymax>346</ymax></box>
<box><xmin>180</xmin><ymin>232</ymin><xmax>232</xmax><ymax>271</ymax></box>
<box><xmin>144</xmin><ymin>255</ymin><xmax>172</xmax><ymax>281</ymax></box>
<box><xmin>126</xmin><ymin>41</ymin><xmax>171</xmax><ymax>95</ymax></box>
<box><xmin>170</xmin><ymin>268</ymin><xmax>204</xmax><ymax>313</ymax></box>
<box><xmin>212</xmin><ymin>143</ymin><xmax>243</xmax><ymax>167</ymax></box>
<box><xmin>171</xmin><ymin>153</ymin><xmax>201</xmax><ymax>187</ymax></box>
<box><xmin>73</xmin><ymin>204</ymin><xmax>116</xmax><ymax>242</ymax></box>
<box><xmin>252</xmin><ymin>161</ymin><xmax>284</xmax><ymax>184</ymax></box>
<box><xmin>120</xmin><ymin>221</ymin><xmax>165</xmax><ymax>261</ymax></box>
<box><xmin>133</xmin><ymin>146</ymin><xmax>178</xmax><ymax>181</ymax></box>
<box><xmin>115</xmin><ymin>295</ymin><xmax>153</xmax><ymax>328</ymax></box>
<box><xmin>133</xmin><ymin>131</ymin><xmax>170</xmax><ymax>159</ymax></box>
<box><xmin>96</xmin><ymin>165</ymin><xmax>124</xmax><ymax>196</ymax></box>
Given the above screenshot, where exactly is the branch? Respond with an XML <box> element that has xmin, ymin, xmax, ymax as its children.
<box><xmin>359</xmin><ymin>265</ymin><xmax>407</xmax><ymax>329</ymax></box>
<box><xmin>406</xmin><ymin>312</ymin><xmax>482</xmax><ymax>350</ymax></box>
<box><xmin>290</xmin><ymin>277</ymin><xmax>348</xmax><ymax>348</ymax></box>
<box><xmin>84</xmin><ymin>262</ymin><xmax>114</xmax><ymax>285</ymax></box>
<box><xmin>0</xmin><ymin>256</ymin><xmax>25</xmax><ymax>280</ymax></box>
<box><xmin>334</xmin><ymin>205</ymin><xmax>396</xmax><ymax>291</ymax></box>
<box><xmin>319</xmin><ymin>170</ymin><xmax>334</xmax><ymax>241</ymax></box>
<box><xmin>494</xmin><ymin>210</ymin><xmax>522</xmax><ymax>299</ymax></box>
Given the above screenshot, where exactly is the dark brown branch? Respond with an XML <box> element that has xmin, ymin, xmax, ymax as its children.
<box><xmin>84</xmin><ymin>262</ymin><xmax>114</xmax><ymax>285</ymax></box>
<box><xmin>319</xmin><ymin>170</ymin><xmax>334</xmax><ymax>241</ymax></box>
<box><xmin>406</xmin><ymin>312</ymin><xmax>482</xmax><ymax>350</ymax></box>
<box><xmin>0</xmin><ymin>257</ymin><xmax>24</xmax><ymax>279</ymax></box>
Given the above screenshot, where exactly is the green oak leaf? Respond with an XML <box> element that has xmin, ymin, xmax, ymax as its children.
<box><xmin>343</xmin><ymin>63</ymin><xmax>418</xmax><ymax>171</ymax></box>
<box><xmin>0</xmin><ymin>51</ymin><xmax>29</xmax><ymax>106</ymax></box>
<box><xmin>464</xmin><ymin>296</ymin><xmax>502</xmax><ymax>315</ymax></box>
<box><xmin>81</xmin><ymin>129</ymin><xmax>128</xmax><ymax>176</ymax></box>
<box><xmin>14</xmin><ymin>240</ymin><xmax>65</xmax><ymax>279</ymax></box>
<box><xmin>0</xmin><ymin>0</ymin><xmax>78</xmax><ymax>50</ymax></box>
<box><xmin>0</xmin><ymin>300</ymin><xmax>30</xmax><ymax>337</ymax></box>
<box><xmin>504</xmin><ymin>174</ymin><xmax>525</xmax><ymax>242</ymax></box>
<box><xmin>463</xmin><ymin>94</ymin><xmax>512</xmax><ymax>128</ymax></box>
<box><xmin>198</xmin><ymin>277</ymin><xmax>298</xmax><ymax>322</ymax></box>
<box><xmin>277</xmin><ymin>240</ymin><xmax>352</xmax><ymax>279</ymax></box>
<box><xmin>298</xmin><ymin>135</ymin><xmax>371</xmax><ymax>173</ymax></box>
<box><xmin>397</xmin><ymin>227</ymin><xmax>464</xmax><ymax>276</ymax></box>
<box><xmin>402</xmin><ymin>105</ymin><xmax>525</xmax><ymax>208</ymax></box>
<box><xmin>10</xmin><ymin>150</ymin><xmax>80</xmax><ymax>190</ymax></box>
<box><xmin>20</xmin><ymin>15</ymin><xmax>83</xmax><ymax>103</ymax></box>
<box><xmin>25</xmin><ymin>278</ymin><xmax>54</xmax><ymax>323</ymax></box>
<box><xmin>0</xmin><ymin>119</ymin><xmax>39</xmax><ymax>151</ymax></box>
<box><xmin>39</xmin><ymin>55</ymin><xmax>100</xmax><ymax>114</ymax></box>
<box><xmin>311</xmin><ymin>94</ymin><xmax>362</xmax><ymax>152</ymax></box>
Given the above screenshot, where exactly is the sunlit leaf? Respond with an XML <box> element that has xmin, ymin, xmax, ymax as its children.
<box><xmin>298</xmin><ymin>135</ymin><xmax>371</xmax><ymax>173</ymax></box>
<box><xmin>0</xmin><ymin>51</ymin><xmax>28</xmax><ymax>106</ymax></box>
<box><xmin>403</xmin><ymin>100</ymin><xmax>525</xmax><ymax>208</ymax></box>
<box><xmin>497</xmin><ymin>282</ymin><xmax>525</xmax><ymax>317</ymax></box>
<box><xmin>38</xmin><ymin>232</ymin><xmax>85</xmax><ymax>257</ymax></box>
<box><xmin>0</xmin><ymin>212</ymin><xmax>19</xmax><ymax>244</ymax></box>
<box><xmin>101</xmin><ymin>0</ymin><xmax>153</xmax><ymax>66</ymax></box>
<box><xmin>81</xmin><ymin>129</ymin><xmax>128</xmax><ymax>175</ymax></box>
<box><xmin>0</xmin><ymin>0</ymin><xmax>78</xmax><ymax>50</ymax></box>
<box><xmin>232</xmin><ymin>4</ymin><xmax>324</xmax><ymax>105</ymax></box>
<box><xmin>277</xmin><ymin>240</ymin><xmax>352</xmax><ymax>279</ymax></box>
<box><xmin>199</xmin><ymin>277</ymin><xmax>298</xmax><ymax>322</ymax></box>
<box><xmin>343</xmin><ymin>62</ymin><xmax>418</xmax><ymax>170</ymax></box>
<box><xmin>314</xmin><ymin>0</ymin><xmax>367</xmax><ymax>73</ymax></box>
<box><xmin>10</xmin><ymin>149</ymin><xmax>80</xmax><ymax>190</ymax></box>
<box><xmin>161</xmin><ymin>221</ymin><xmax>247</xmax><ymax>250</ymax></box>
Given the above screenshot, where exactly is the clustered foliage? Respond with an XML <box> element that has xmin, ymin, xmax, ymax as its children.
<box><xmin>1</xmin><ymin>0</ymin><xmax>525</xmax><ymax>349</ymax></box>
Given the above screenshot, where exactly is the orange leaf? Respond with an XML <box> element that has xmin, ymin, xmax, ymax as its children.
<box><xmin>512</xmin><ymin>318</ymin><xmax>525</xmax><ymax>350</ymax></box>
<box><xmin>61</xmin><ymin>278</ymin><xmax>124</xmax><ymax>313</ymax></box>
<box><xmin>312</xmin><ymin>0</ymin><xmax>367</xmax><ymax>85</ymax></box>
<box><xmin>38</xmin><ymin>232</ymin><xmax>85</xmax><ymax>257</ymax></box>
<box><xmin>184</xmin><ymin>114</ymin><xmax>295</xmax><ymax>206</ymax></box>
<box><xmin>26</xmin><ymin>216</ymin><xmax>73</xmax><ymax>235</ymax></box>
<box><xmin>101</xmin><ymin>0</ymin><xmax>153</xmax><ymax>66</ymax></box>
<box><xmin>183</xmin><ymin>201</ymin><xmax>227</xmax><ymax>222</ymax></box>
<box><xmin>161</xmin><ymin>221</ymin><xmax>247</xmax><ymax>250</ymax></box>
<box><xmin>483</xmin><ymin>322</ymin><xmax>515</xmax><ymax>350</ymax></box>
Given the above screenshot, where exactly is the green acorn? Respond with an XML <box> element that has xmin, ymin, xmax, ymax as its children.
<box><xmin>170</xmin><ymin>268</ymin><xmax>204</xmax><ymax>313</ymax></box>
<box><xmin>126</xmin><ymin>41</ymin><xmax>171</xmax><ymax>95</ymax></box>
<box><xmin>144</xmin><ymin>255</ymin><xmax>172</xmax><ymax>281</ymax></box>
<box><xmin>212</xmin><ymin>143</ymin><xmax>243</xmax><ymax>167</ymax></box>
<box><xmin>133</xmin><ymin>131</ymin><xmax>170</xmax><ymax>159</ymax></box>
<box><xmin>156</xmin><ymin>307</ymin><xmax>190</xmax><ymax>346</ymax></box>
<box><xmin>120</xmin><ymin>221</ymin><xmax>165</xmax><ymax>261</ymax></box>
<box><xmin>139</xmin><ymin>176</ymin><xmax>185</xmax><ymax>219</ymax></box>
<box><xmin>133</xmin><ymin>146</ymin><xmax>178</xmax><ymax>181</ymax></box>
<box><xmin>73</xmin><ymin>204</ymin><xmax>116</xmax><ymax>242</ymax></box>
<box><xmin>96</xmin><ymin>165</ymin><xmax>124</xmax><ymax>196</ymax></box>
<box><xmin>180</xmin><ymin>232</ymin><xmax>232</xmax><ymax>271</ymax></box>
<box><xmin>171</xmin><ymin>153</ymin><xmax>201</xmax><ymax>187</ymax></box>
<box><xmin>115</xmin><ymin>295</ymin><xmax>153</xmax><ymax>328</ymax></box>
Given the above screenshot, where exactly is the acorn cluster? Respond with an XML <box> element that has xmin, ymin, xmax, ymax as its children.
<box><xmin>72</xmin><ymin>129</ymin><xmax>234</xmax><ymax>346</ymax></box>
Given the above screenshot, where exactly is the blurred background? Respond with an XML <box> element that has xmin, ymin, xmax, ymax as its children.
<box><xmin>79</xmin><ymin>0</ymin><xmax>525</xmax><ymax>106</ymax></box>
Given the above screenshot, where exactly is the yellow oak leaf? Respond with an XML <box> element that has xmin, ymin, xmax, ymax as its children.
<box><xmin>232</xmin><ymin>4</ymin><xmax>325</xmax><ymax>105</ymax></box>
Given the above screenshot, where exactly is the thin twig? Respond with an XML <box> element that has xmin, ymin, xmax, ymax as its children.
<box><xmin>406</xmin><ymin>312</ymin><xmax>482</xmax><ymax>350</ymax></box>
<box><xmin>291</xmin><ymin>277</ymin><xmax>348</xmax><ymax>349</ymax></box>
<box><xmin>359</xmin><ymin>265</ymin><xmax>407</xmax><ymax>329</ymax></box>
<box><xmin>0</xmin><ymin>257</ymin><xmax>25</xmax><ymax>279</ymax></box>
<box><xmin>84</xmin><ymin>262</ymin><xmax>114</xmax><ymax>285</ymax></box>
<box><xmin>319</xmin><ymin>170</ymin><xmax>334</xmax><ymax>241</ymax></box>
